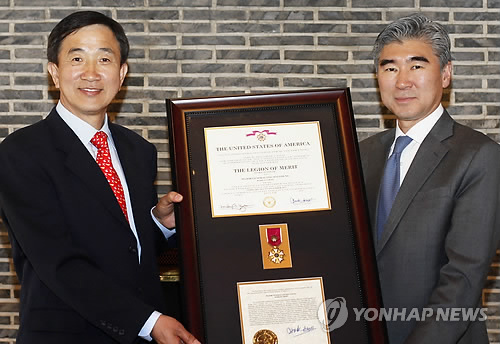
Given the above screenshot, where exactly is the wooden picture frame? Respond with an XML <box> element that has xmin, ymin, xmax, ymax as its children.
<box><xmin>166</xmin><ymin>88</ymin><xmax>386</xmax><ymax>344</ymax></box>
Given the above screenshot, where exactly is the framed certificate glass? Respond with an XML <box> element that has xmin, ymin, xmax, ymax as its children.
<box><xmin>166</xmin><ymin>88</ymin><xmax>386</xmax><ymax>344</ymax></box>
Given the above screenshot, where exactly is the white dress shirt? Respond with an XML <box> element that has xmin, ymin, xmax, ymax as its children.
<box><xmin>389</xmin><ymin>104</ymin><xmax>444</xmax><ymax>185</ymax></box>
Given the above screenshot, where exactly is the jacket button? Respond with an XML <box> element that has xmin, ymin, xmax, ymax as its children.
<box><xmin>119</xmin><ymin>329</ymin><xmax>125</xmax><ymax>336</ymax></box>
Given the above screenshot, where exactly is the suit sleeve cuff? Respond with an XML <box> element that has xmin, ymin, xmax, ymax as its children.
<box><xmin>138</xmin><ymin>311</ymin><xmax>162</xmax><ymax>341</ymax></box>
<box><xmin>150</xmin><ymin>207</ymin><xmax>176</xmax><ymax>240</ymax></box>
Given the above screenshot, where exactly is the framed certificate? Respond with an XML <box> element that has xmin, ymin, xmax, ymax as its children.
<box><xmin>204</xmin><ymin>121</ymin><xmax>331</xmax><ymax>217</ymax></box>
<box><xmin>166</xmin><ymin>89</ymin><xmax>386</xmax><ymax>343</ymax></box>
<box><xmin>237</xmin><ymin>277</ymin><xmax>330</xmax><ymax>344</ymax></box>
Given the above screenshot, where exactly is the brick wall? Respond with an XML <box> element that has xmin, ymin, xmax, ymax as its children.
<box><xmin>0</xmin><ymin>1</ymin><xmax>499</xmax><ymax>342</ymax></box>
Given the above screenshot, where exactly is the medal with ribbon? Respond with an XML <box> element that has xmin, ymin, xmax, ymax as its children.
<box><xmin>266</xmin><ymin>227</ymin><xmax>285</xmax><ymax>264</ymax></box>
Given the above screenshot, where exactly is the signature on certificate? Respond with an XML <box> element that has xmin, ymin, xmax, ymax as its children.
<box><xmin>287</xmin><ymin>324</ymin><xmax>317</xmax><ymax>337</ymax></box>
<box><xmin>290</xmin><ymin>197</ymin><xmax>313</xmax><ymax>205</ymax></box>
<box><xmin>220</xmin><ymin>203</ymin><xmax>250</xmax><ymax>212</ymax></box>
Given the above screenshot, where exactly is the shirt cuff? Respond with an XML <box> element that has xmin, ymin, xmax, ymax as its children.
<box><xmin>150</xmin><ymin>207</ymin><xmax>176</xmax><ymax>240</ymax></box>
<box><xmin>139</xmin><ymin>311</ymin><xmax>162</xmax><ymax>341</ymax></box>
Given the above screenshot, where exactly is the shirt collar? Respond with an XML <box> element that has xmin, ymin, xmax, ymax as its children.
<box><xmin>56</xmin><ymin>102</ymin><xmax>112</xmax><ymax>145</ymax></box>
<box><xmin>395</xmin><ymin>104</ymin><xmax>444</xmax><ymax>144</ymax></box>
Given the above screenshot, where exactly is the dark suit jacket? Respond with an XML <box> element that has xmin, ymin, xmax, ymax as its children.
<box><xmin>360</xmin><ymin>110</ymin><xmax>500</xmax><ymax>344</ymax></box>
<box><xmin>0</xmin><ymin>108</ymin><xmax>168</xmax><ymax>344</ymax></box>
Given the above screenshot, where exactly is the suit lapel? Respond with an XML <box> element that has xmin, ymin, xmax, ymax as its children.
<box><xmin>109</xmin><ymin>124</ymin><xmax>151</xmax><ymax>240</ymax></box>
<box><xmin>363</xmin><ymin>129</ymin><xmax>395</xmax><ymax>239</ymax></box>
<box><xmin>109</xmin><ymin>124</ymin><xmax>141</xmax><ymax>218</ymax></box>
<box><xmin>45</xmin><ymin>109</ymin><xmax>129</xmax><ymax>227</ymax></box>
<box><xmin>376</xmin><ymin>111</ymin><xmax>454</xmax><ymax>254</ymax></box>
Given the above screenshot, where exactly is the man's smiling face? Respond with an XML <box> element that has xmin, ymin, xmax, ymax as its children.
<box><xmin>377</xmin><ymin>39</ymin><xmax>451</xmax><ymax>132</ymax></box>
<box><xmin>48</xmin><ymin>24</ymin><xmax>128</xmax><ymax>128</ymax></box>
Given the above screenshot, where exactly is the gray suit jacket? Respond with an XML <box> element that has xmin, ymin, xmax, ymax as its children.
<box><xmin>360</xmin><ymin>110</ymin><xmax>500</xmax><ymax>344</ymax></box>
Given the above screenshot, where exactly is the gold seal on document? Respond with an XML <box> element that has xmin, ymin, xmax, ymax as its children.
<box><xmin>257</xmin><ymin>132</ymin><xmax>267</xmax><ymax>141</ymax></box>
<box><xmin>253</xmin><ymin>329</ymin><xmax>278</xmax><ymax>344</ymax></box>
<box><xmin>263</xmin><ymin>196</ymin><xmax>276</xmax><ymax>208</ymax></box>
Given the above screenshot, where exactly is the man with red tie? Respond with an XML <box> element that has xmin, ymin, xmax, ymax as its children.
<box><xmin>0</xmin><ymin>11</ymin><xmax>199</xmax><ymax>344</ymax></box>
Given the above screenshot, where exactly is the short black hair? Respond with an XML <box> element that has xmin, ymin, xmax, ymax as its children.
<box><xmin>47</xmin><ymin>11</ymin><xmax>129</xmax><ymax>65</ymax></box>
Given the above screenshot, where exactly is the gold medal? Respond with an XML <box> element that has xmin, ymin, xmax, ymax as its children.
<box><xmin>253</xmin><ymin>329</ymin><xmax>278</xmax><ymax>344</ymax></box>
<box><xmin>268</xmin><ymin>247</ymin><xmax>285</xmax><ymax>264</ymax></box>
<box><xmin>259</xmin><ymin>224</ymin><xmax>292</xmax><ymax>269</ymax></box>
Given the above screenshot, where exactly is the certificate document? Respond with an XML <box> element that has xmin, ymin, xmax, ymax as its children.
<box><xmin>237</xmin><ymin>278</ymin><xmax>331</xmax><ymax>344</ymax></box>
<box><xmin>204</xmin><ymin>121</ymin><xmax>331</xmax><ymax>217</ymax></box>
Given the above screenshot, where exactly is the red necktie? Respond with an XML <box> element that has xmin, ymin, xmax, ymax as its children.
<box><xmin>91</xmin><ymin>131</ymin><xmax>128</xmax><ymax>221</ymax></box>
